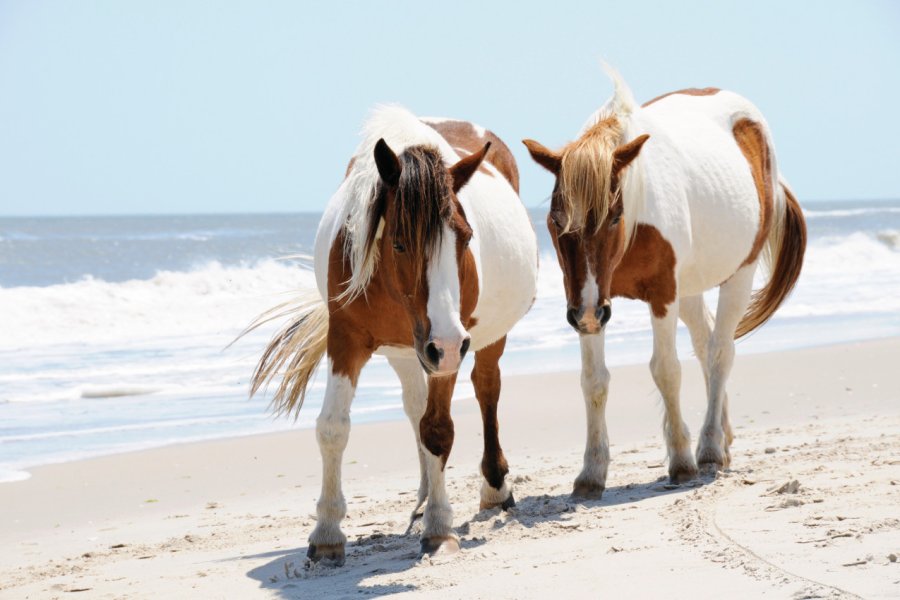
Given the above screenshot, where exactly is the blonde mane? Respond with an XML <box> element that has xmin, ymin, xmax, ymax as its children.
<box><xmin>557</xmin><ymin>65</ymin><xmax>645</xmax><ymax>245</ymax></box>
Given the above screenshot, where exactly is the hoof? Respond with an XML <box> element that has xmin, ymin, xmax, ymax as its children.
<box><xmin>696</xmin><ymin>446</ymin><xmax>725</xmax><ymax>474</ymax></box>
<box><xmin>669</xmin><ymin>452</ymin><xmax>699</xmax><ymax>484</ymax></box>
<box><xmin>307</xmin><ymin>543</ymin><xmax>345</xmax><ymax>566</ymax></box>
<box><xmin>479</xmin><ymin>491</ymin><xmax>516</xmax><ymax>512</ymax></box>
<box><xmin>571</xmin><ymin>480</ymin><xmax>604</xmax><ymax>500</ymax></box>
<box><xmin>420</xmin><ymin>535</ymin><xmax>460</xmax><ymax>556</ymax></box>
<box><xmin>697</xmin><ymin>461</ymin><xmax>722</xmax><ymax>478</ymax></box>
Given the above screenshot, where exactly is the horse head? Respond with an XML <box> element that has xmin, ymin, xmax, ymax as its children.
<box><xmin>367</xmin><ymin>138</ymin><xmax>487</xmax><ymax>374</ymax></box>
<box><xmin>523</xmin><ymin>126</ymin><xmax>649</xmax><ymax>335</ymax></box>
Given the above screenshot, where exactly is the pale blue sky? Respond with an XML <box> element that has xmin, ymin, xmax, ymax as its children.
<box><xmin>1</xmin><ymin>1</ymin><xmax>898</xmax><ymax>216</ymax></box>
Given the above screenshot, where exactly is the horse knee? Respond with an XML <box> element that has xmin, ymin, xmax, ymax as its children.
<box><xmin>581</xmin><ymin>365</ymin><xmax>610</xmax><ymax>400</ymax></box>
<box><xmin>420</xmin><ymin>414</ymin><xmax>454</xmax><ymax>463</ymax></box>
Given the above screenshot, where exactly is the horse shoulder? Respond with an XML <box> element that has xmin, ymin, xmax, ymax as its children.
<box><xmin>611</xmin><ymin>223</ymin><xmax>678</xmax><ymax>318</ymax></box>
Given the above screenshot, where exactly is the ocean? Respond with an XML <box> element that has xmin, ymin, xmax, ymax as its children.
<box><xmin>2</xmin><ymin>201</ymin><xmax>900</xmax><ymax>483</ymax></box>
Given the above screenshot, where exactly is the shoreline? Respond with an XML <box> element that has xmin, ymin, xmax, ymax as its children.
<box><xmin>3</xmin><ymin>331</ymin><xmax>899</xmax><ymax>486</ymax></box>
<box><xmin>2</xmin><ymin>337</ymin><xmax>899</xmax><ymax>598</ymax></box>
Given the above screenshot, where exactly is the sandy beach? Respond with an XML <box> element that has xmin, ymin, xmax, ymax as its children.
<box><xmin>2</xmin><ymin>337</ymin><xmax>899</xmax><ymax>599</ymax></box>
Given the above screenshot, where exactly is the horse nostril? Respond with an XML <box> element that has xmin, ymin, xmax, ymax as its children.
<box><xmin>460</xmin><ymin>337</ymin><xmax>471</xmax><ymax>361</ymax></box>
<box><xmin>425</xmin><ymin>341</ymin><xmax>443</xmax><ymax>365</ymax></box>
<box><xmin>599</xmin><ymin>304</ymin><xmax>612</xmax><ymax>327</ymax></box>
<box><xmin>566</xmin><ymin>308</ymin><xmax>578</xmax><ymax>328</ymax></box>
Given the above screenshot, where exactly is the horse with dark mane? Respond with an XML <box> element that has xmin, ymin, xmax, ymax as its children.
<box><xmin>524</xmin><ymin>68</ymin><xmax>806</xmax><ymax>497</ymax></box>
<box><xmin>247</xmin><ymin>106</ymin><xmax>538</xmax><ymax>562</ymax></box>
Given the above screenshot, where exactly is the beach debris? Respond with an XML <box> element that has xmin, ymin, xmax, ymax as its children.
<box><xmin>109</xmin><ymin>543</ymin><xmax>127</xmax><ymax>549</ymax></box>
<box><xmin>205</xmin><ymin>502</ymin><xmax>219</xmax><ymax>510</ymax></box>
<box><xmin>889</xmin><ymin>553</ymin><xmax>897</xmax><ymax>563</ymax></box>
<box><xmin>764</xmin><ymin>447</ymin><xmax>776</xmax><ymax>454</ymax></box>
<box><xmin>768</xmin><ymin>479</ymin><xmax>801</xmax><ymax>495</ymax></box>
<box><xmin>64</xmin><ymin>588</ymin><xmax>92</xmax><ymax>593</ymax></box>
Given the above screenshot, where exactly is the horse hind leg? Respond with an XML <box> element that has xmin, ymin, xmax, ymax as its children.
<box><xmin>471</xmin><ymin>336</ymin><xmax>515</xmax><ymax>511</ymax></box>
<box><xmin>650</xmin><ymin>298</ymin><xmax>698</xmax><ymax>483</ymax></box>
<box><xmin>679</xmin><ymin>295</ymin><xmax>733</xmax><ymax>466</ymax></box>
<box><xmin>697</xmin><ymin>265</ymin><xmax>755</xmax><ymax>472</ymax></box>
<box><xmin>387</xmin><ymin>357</ymin><xmax>429</xmax><ymax>530</ymax></box>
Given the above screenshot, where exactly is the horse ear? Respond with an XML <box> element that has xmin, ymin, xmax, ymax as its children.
<box><xmin>522</xmin><ymin>139</ymin><xmax>561</xmax><ymax>175</ymax></box>
<box><xmin>612</xmin><ymin>134</ymin><xmax>650</xmax><ymax>174</ymax></box>
<box><xmin>449</xmin><ymin>141</ymin><xmax>491</xmax><ymax>193</ymax></box>
<box><xmin>374</xmin><ymin>138</ymin><xmax>401</xmax><ymax>186</ymax></box>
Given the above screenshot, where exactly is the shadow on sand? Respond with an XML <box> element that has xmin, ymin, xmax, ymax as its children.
<box><xmin>239</xmin><ymin>473</ymin><xmax>712</xmax><ymax>598</ymax></box>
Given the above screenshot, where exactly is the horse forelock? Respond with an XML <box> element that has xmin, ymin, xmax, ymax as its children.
<box><xmin>394</xmin><ymin>145</ymin><xmax>453</xmax><ymax>284</ymax></box>
<box><xmin>558</xmin><ymin>116</ymin><xmax>623</xmax><ymax>233</ymax></box>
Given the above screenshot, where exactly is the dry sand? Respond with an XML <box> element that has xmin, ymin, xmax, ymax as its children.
<box><xmin>1</xmin><ymin>338</ymin><xmax>899</xmax><ymax>599</ymax></box>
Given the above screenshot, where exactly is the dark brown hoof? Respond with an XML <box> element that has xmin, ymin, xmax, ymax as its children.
<box><xmin>501</xmin><ymin>492</ymin><xmax>516</xmax><ymax>511</ymax></box>
<box><xmin>420</xmin><ymin>535</ymin><xmax>460</xmax><ymax>556</ymax></box>
<box><xmin>571</xmin><ymin>480</ymin><xmax>604</xmax><ymax>500</ymax></box>
<box><xmin>307</xmin><ymin>542</ymin><xmax>346</xmax><ymax>566</ymax></box>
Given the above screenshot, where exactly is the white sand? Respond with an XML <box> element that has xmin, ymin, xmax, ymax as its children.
<box><xmin>2</xmin><ymin>338</ymin><xmax>899</xmax><ymax>599</ymax></box>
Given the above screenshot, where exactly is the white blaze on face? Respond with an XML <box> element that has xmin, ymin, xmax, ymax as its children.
<box><xmin>426</xmin><ymin>224</ymin><xmax>468</xmax><ymax>373</ymax></box>
<box><xmin>579</xmin><ymin>264</ymin><xmax>601</xmax><ymax>332</ymax></box>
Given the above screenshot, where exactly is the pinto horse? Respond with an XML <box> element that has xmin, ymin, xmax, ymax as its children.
<box><xmin>247</xmin><ymin>107</ymin><xmax>537</xmax><ymax>562</ymax></box>
<box><xmin>524</xmin><ymin>69</ymin><xmax>806</xmax><ymax>497</ymax></box>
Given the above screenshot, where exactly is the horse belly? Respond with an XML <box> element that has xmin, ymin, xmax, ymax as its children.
<box><xmin>460</xmin><ymin>173</ymin><xmax>539</xmax><ymax>351</ymax></box>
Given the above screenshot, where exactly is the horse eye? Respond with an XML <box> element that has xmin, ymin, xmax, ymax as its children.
<box><xmin>609</xmin><ymin>214</ymin><xmax>622</xmax><ymax>227</ymax></box>
<box><xmin>393</xmin><ymin>242</ymin><xmax>405</xmax><ymax>253</ymax></box>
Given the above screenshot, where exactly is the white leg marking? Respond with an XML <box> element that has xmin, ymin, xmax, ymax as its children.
<box><xmin>650</xmin><ymin>299</ymin><xmax>697</xmax><ymax>481</ymax></box>
<box><xmin>420</xmin><ymin>447</ymin><xmax>454</xmax><ymax>539</ymax></box>
<box><xmin>680</xmin><ymin>295</ymin><xmax>734</xmax><ymax>464</ymax></box>
<box><xmin>574</xmin><ymin>331</ymin><xmax>610</xmax><ymax>495</ymax></box>
<box><xmin>388</xmin><ymin>357</ymin><xmax>429</xmax><ymax>523</ymax></box>
<box><xmin>309</xmin><ymin>362</ymin><xmax>355</xmax><ymax>548</ymax></box>
<box><xmin>699</xmin><ymin>265</ymin><xmax>755</xmax><ymax>467</ymax></box>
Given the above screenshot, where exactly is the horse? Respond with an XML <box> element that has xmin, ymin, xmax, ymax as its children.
<box><xmin>246</xmin><ymin>106</ymin><xmax>538</xmax><ymax>563</ymax></box>
<box><xmin>523</xmin><ymin>68</ymin><xmax>806</xmax><ymax>497</ymax></box>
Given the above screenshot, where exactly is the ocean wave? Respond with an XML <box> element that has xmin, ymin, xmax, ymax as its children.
<box><xmin>803</xmin><ymin>207</ymin><xmax>900</xmax><ymax>219</ymax></box>
<box><xmin>0</xmin><ymin>259</ymin><xmax>316</xmax><ymax>348</ymax></box>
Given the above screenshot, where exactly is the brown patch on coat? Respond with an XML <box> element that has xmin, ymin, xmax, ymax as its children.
<box><xmin>642</xmin><ymin>87</ymin><xmax>721</xmax><ymax>107</ymax></box>
<box><xmin>611</xmin><ymin>224</ymin><xmax>678</xmax><ymax>318</ymax></box>
<box><xmin>470</xmin><ymin>336</ymin><xmax>508</xmax><ymax>489</ymax></box>
<box><xmin>420</xmin><ymin>373</ymin><xmax>457</xmax><ymax>466</ymax></box>
<box><xmin>425</xmin><ymin>120</ymin><xmax>520</xmax><ymax>193</ymax></box>
<box><xmin>732</xmin><ymin>118</ymin><xmax>774</xmax><ymax>266</ymax></box>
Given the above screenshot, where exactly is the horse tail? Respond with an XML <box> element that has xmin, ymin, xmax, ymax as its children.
<box><xmin>735</xmin><ymin>180</ymin><xmax>807</xmax><ymax>339</ymax></box>
<box><xmin>234</xmin><ymin>289</ymin><xmax>329</xmax><ymax>418</ymax></box>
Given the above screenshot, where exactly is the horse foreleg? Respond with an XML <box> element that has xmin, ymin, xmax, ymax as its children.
<box><xmin>572</xmin><ymin>331</ymin><xmax>611</xmax><ymax>499</ymax></box>
<box><xmin>679</xmin><ymin>295</ymin><xmax>733</xmax><ymax>465</ymax></box>
<box><xmin>698</xmin><ymin>265</ymin><xmax>754</xmax><ymax>471</ymax></box>
<box><xmin>387</xmin><ymin>357</ymin><xmax>429</xmax><ymax>529</ymax></box>
<box><xmin>471</xmin><ymin>336</ymin><xmax>514</xmax><ymax>510</ymax></box>
<box><xmin>651</xmin><ymin>299</ymin><xmax>698</xmax><ymax>483</ymax></box>
<box><xmin>418</xmin><ymin>373</ymin><xmax>459</xmax><ymax>555</ymax></box>
<box><xmin>307</xmin><ymin>357</ymin><xmax>361</xmax><ymax>566</ymax></box>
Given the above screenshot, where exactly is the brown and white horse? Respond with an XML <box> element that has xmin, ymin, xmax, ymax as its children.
<box><xmin>524</xmin><ymin>68</ymin><xmax>806</xmax><ymax>497</ymax></box>
<box><xmin>249</xmin><ymin>107</ymin><xmax>537</xmax><ymax>562</ymax></box>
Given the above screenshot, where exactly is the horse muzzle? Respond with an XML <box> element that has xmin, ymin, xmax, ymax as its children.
<box><xmin>566</xmin><ymin>300</ymin><xmax>612</xmax><ymax>335</ymax></box>
<box><xmin>417</xmin><ymin>335</ymin><xmax>471</xmax><ymax>376</ymax></box>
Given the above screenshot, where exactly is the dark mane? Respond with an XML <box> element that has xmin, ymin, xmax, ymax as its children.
<box><xmin>396</xmin><ymin>145</ymin><xmax>451</xmax><ymax>262</ymax></box>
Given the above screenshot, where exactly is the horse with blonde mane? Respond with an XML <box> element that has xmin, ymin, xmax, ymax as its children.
<box><xmin>524</xmin><ymin>68</ymin><xmax>806</xmax><ymax>497</ymax></box>
<box><xmin>246</xmin><ymin>107</ymin><xmax>537</xmax><ymax>562</ymax></box>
